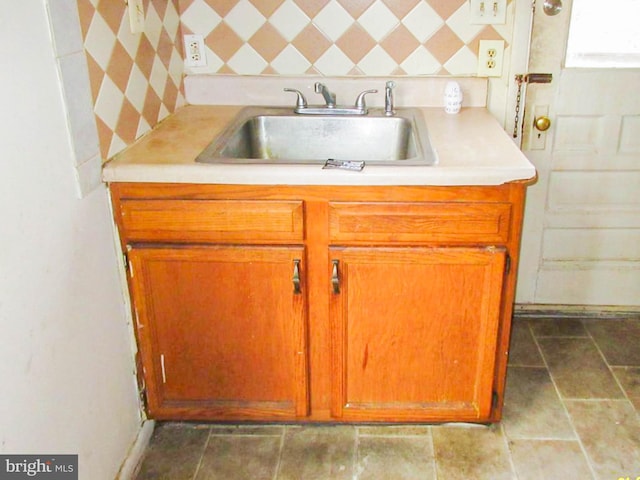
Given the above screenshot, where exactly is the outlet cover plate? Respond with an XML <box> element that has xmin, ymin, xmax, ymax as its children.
<box><xmin>184</xmin><ymin>34</ymin><xmax>207</xmax><ymax>67</ymax></box>
<box><xmin>469</xmin><ymin>0</ymin><xmax>507</xmax><ymax>25</ymax></box>
<box><xmin>477</xmin><ymin>39</ymin><xmax>505</xmax><ymax>77</ymax></box>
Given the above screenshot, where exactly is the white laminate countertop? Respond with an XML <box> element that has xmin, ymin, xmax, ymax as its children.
<box><xmin>102</xmin><ymin>105</ymin><xmax>536</xmax><ymax>186</ymax></box>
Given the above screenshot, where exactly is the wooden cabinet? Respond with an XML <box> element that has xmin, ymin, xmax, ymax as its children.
<box><xmin>127</xmin><ymin>245</ymin><xmax>309</xmax><ymax>419</ymax></box>
<box><xmin>329</xmin><ymin>247</ymin><xmax>505</xmax><ymax>422</ymax></box>
<box><xmin>110</xmin><ymin>183</ymin><xmax>528</xmax><ymax>423</ymax></box>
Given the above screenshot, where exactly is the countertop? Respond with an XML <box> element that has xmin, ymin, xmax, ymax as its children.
<box><xmin>102</xmin><ymin>105</ymin><xmax>536</xmax><ymax>186</ymax></box>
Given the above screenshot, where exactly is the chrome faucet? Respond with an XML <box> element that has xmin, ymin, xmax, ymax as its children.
<box><xmin>385</xmin><ymin>80</ymin><xmax>396</xmax><ymax>116</ymax></box>
<box><xmin>283</xmin><ymin>83</ymin><xmax>377</xmax><ymax>115</ymax></box>
<box><xmin>314</xmin><ymin>82</ymin><xmax>336</xmax><ymax>108</ymax></box>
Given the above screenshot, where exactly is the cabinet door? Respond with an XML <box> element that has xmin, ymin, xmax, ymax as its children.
<box><xmin>329</xmin><ymin>247</ymin><xmax>506</xmax><ymax>422</ymax></box>
<box><xmin>128</xmin><ymin>245</ymin><xmax>309</xmax><ymax>420</ymax></box>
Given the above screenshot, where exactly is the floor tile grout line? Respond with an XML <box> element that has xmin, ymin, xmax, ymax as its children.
<box><xmin>352</xmin><ymin>427</ymin><xmax>360</xmax><ymax>480</ymax></box>
<box><xmin>357</xmin><ymin>434</ymin><xmax>435</xmax><ymax>438</ymax></box>
<box><xmin>508</xmin><ymin>364</ymin><xmax>550</xmax><ymax>369</ymax></box>
<box><xmin>532</xmin><ymin>334</ymin><xmax>589</xmax><ymax>338</ymax></box>
<box><xmin>498</xmin><ymin>422</ymin><xmax>520</xmax><ymax>480</ymax></box>
<box><xmin>191</xmin><ymin>426</ymin><xmax>212</xmax><ymax>480</ymax></box>
<box><xmin>427</xmin><ymin>426</ymin><xmax>438</xmax><ymax>480</ymax></box>
<box><xmin>527</xmin><ymin>320</ymin><xmax>599</xmax><ymax>480</ymax></box>
<box><xmin>272</xmin><ymin>426</ymin><xmax>286</xmax><ymax>480</ymax></box>
<box><xmin>582</xmin><ymin>319</ymin><xmax>635</xmax><ymax>404</ymax></box>
<box><xmin>558</xmin><ymin>398</ymin><xmax>631</xmax><ymax>403</ymax></box>
<box><xmin>560</xmin><ymin>398</ymin><xmax>631</xmax><ymax>404</ymax></box>
<box><xmin>505</xmin><ymin>434</ymin><xmax>584</xmax><ymax>441</ymax></box>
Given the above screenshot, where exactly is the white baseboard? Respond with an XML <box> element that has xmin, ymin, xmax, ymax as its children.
<box><xmin>116</xmin><ymin>420</ymin><xmax>156</xmax><ymax>480</ymax></box>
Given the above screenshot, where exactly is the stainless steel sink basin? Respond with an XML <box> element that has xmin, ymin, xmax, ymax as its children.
<box><xmin>196</xmin><ymin>107</ymin><xmax>437</xmax><ymax>166</ymax></box>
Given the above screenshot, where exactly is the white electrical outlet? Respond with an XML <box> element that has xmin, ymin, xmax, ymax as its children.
<box><xmin>477</xmin><ymin>40</ymin><xmax>504</xmax><ymax>77</ymax></box>
<box><xmin>184</xmin><ymin>34</ymin><xmax>207</xmax><ymax>67</ymax></box>
<box><xmin>469</xmin><ymin>0</ymin><xmax>507</xmax><ymax>24</ymax></box>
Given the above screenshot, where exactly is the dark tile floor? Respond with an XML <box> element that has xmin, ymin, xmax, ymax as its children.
<box><xmin>135</xmin><ymin>316</ymin><xmax>640</xmax><ymax>480</ymax></box>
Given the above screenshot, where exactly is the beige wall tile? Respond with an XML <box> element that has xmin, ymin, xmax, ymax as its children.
<box><xmin>77</xmin><ymin>0</ymin><xmax>184</xmax><ymax>162</ymax></box>
<box><xmin>181</xmin><ymin>0</ymin><xmax>514</xmax><ymax>76</ymax></box>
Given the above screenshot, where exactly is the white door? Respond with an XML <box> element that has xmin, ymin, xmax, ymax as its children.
<box><xmin>516</xmin><ymin>0</ymin><xmax>640</xmax><ymax>306</ymax></box>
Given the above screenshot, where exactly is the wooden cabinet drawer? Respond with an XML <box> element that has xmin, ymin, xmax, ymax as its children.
<box><xmin>329</xmin><ymin>202</ymin><xmax>512</xmax><ymax>244</ymax></box>
<box><xmin>118</xmin><ymin>199</ymin><xmax>304</xmax><ymax>243</ymax></box>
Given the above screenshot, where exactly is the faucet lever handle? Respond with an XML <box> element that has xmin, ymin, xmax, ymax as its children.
<box><xmin>284</xmin><ymin>88</ymin><xmax>308</xmax><ymax>109</ymax></box>
<box><xmin>354</xmin><ymin>89</ymin><xmax>378</xmax><ymax>111</ymax></box>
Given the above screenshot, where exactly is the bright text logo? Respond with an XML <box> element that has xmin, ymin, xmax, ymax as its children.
<box><xmin>0</xmin><ymin>455</ymin><xmax>77</xmax><ymax>479</ymax></box>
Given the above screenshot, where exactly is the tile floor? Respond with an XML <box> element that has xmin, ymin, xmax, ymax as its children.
<box><xmin>135</xmin><ymin>316</ymin><xmax>640</xmax><ymax>480</ymax></box>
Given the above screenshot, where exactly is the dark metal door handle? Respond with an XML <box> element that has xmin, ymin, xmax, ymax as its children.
<box><xmin>293</xmin><ymin>259</ymin><xmax>301</xmax><ymax>294</ymax></box>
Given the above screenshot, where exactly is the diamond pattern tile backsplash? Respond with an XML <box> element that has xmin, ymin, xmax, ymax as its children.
<box><xmin>77</xmin><ymin>0</ymin><xmax>185</xmax><ymax>161</ymax></box>
<box><xmin>179</xmin><ymin>0</ymin><xmax>513</xmax><ymax>76</ymax></box>
<box><xmin>77</xmin><ymin>0</ymin><xmax>514</xmax><ymax>161</ymax></box>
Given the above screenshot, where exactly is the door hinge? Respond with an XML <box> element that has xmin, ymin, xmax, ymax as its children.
<box><xmin>492</xmin><ymin>391</ymin><xmax>500</xmax><ymax>410</ymax></box>
<box><xmin>123</xmin><ymin>252</ymin><xmax>129</xmax><ymax>272</ymax></box>
<box><xmin>505</xmin><ymin>254</ymin><xmax>511</xmax><ymax>275</ymax></box>
<box><xmin>139</xmin><ymin>386</ymin><xmax>148</xmax><ymax>412</ymax></box>
<box><xmin>134</xmin><ymin>352</ymin><xmax>148</xmax><ymax>412</ymax></box>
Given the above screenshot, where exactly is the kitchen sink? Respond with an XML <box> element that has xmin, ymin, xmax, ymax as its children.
<box><xmin>195</xmin><ymin>107</ymin><xmax>437</xmax><ymax>166</ymax></box>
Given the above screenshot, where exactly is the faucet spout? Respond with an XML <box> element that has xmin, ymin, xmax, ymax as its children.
<box><xmin>314</xmin><ymin>82</ymin><xmax>336</xmax><ymax>108</ymax></box>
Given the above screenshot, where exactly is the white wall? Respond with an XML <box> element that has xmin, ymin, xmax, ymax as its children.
<box><xmin>0</xmin><ymin>2</ymin><xmax>141</xmax><ymax>478</ymax></box>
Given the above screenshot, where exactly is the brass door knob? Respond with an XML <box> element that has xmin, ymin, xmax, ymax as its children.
<box><xmin>534</xmin><ymin>116</ymin><xmax>551</xmax><ymax>132</ymax></box>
